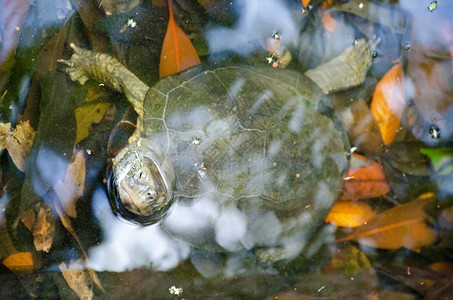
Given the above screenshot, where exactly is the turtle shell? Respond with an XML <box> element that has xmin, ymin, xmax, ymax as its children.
<box><xmin>111</xmin><ymin>65</ymin><xmax>348</xmax><ymax>259</ymax></box>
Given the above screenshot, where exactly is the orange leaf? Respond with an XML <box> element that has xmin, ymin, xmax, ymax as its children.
<box><xmin>321</xmin><ymin>12</ymin><xmax>337</xmax><ymax>33</ymax></box>
<box><xmin>301</xmin><ymin>0</ymin><xmax>311</xmax><ymax>8</ymax></box>
<box><xmin>159</xmin><ymin>0</ymin><xmax>201</xmax><ymax>78</ymax></box>
<box><xmin>336</xmin><ymin>193</ymin><xmax>437</xmax><ymax>250</ymax></box>
<box><xmin>325</xmin><ymin>201</ymin><xmax>377</xmax><ymax>228</ymax></box>
<box><xmin>340</xmin><ymin>153</ymin><xmax>390</xmax><ymax>200</ymax></box>
<box><xmin>370</xmin><ymin>61</ymin><xmax>405</xmax><ymax>145</ymax></box>
<box><xmin>2</xmin><ymin>252</ymin><xmax>34</xmax><ymax>273</ymax></box>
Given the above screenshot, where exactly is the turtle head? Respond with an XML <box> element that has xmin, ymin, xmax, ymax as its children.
<box><xmin>108</xmin><ymin>138</ymin><xmax>175</xmax><ymax>225</ymax></box>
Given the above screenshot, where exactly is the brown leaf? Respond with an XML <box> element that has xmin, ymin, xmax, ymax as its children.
<box><xmin>341</xmin><ymin>99</ymin><xmax>384</xmax><ymax>155</ymax></box>
<box><xmin>53</xmin><ymin>197</ymin><xmax>89</xmax><ymax>261</ymax></box>
<box><xmin>19</xmin><ymin>207</ymin><xmax>36</xmax><ymax>231</ymax></box>
<box><xmin>2</xmin><ymin>252</ymin><xmax>34</xmax><ymax>274</ymax></box>
<box><xmin>0</xmin><ymin>218</ymin><xmax>17</xmax><ymax>257</ymax></box>
<box><xmin>370</xmin><ymin>61</ymin><xmax>405</xmax><ymax>145</ymax></box>
<box><xmin>33</xmin><ymin>203</ymin><xmax>55</xmax><ymax>253</ymax></box>
<box><xmin>305</xmin><ymin>39</ymin><xmax>372</xmax><ymax>94</ymax></box>
<box><xmin>325</xmin><ymin>201</ymin><xmax>377</xmax><ymax>228</ymax></box>
<box><xmin>54</xmin><ymin>150</ymin><xmax>86</xmax><ymax>218</ymax></box>
<box><xmin>3</xmin><ymin>121</ymin><xmax>36</xmax><ymax>172</ymax></box>
<box><xmin>336</xmin><ymin>193</ymin><xmax>437</xmax><ymax>250</ymax></box>
<box><xmin>159</xmin><ymin>0</ymin><xmax>201</xmax><ymax>78</ymax></box>
<box><xmin>340</xmin><ymin>153</ymin><xmax>390</xmax><ymax>201</ymax></box>
<box><xmin>59</xmin><ymin>260</ymin><xmax>94</xmax><ymax>300</ymax></box>
<box><xmin>74</xmin><ymin>102</ymin><xmax>111</xmax><ymax>144</ymax></box>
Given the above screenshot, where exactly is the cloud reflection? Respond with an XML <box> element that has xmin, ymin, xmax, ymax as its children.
<box><xmin>88</xmin><ymin>189</ymin><xmax>190</xmax><ymax>272</ymax></box>
<box><xmin>206</xmin><ymin>0</ymin><xmax>299</xmax><ymax>55</ymax></box>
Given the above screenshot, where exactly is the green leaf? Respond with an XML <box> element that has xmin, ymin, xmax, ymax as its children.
<box><xmin>420</xmin><ymin>148</ymin><xmax>453</xmax><ymax>175</ymax></box>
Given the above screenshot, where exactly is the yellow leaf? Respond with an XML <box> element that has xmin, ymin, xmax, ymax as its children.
<box><xmin>74</xmin><ymin>102</ymin><xmax>110</xmax><ymax>144</ymax></box>
<box><xmin>0</xmin><ymin>122</ymin><xmax>10</xmax><ymax>151</ymax></box>
<box><xmin>325</xmin><ymin>201</ymin><xmax>377</xmax><ymax>228</ymax></box>
<box><xmin>371</xmin><ymin>61</ymin><xmax>405</xmax><ymax>145</ymax></box>
<box><xmin>336</xmin><ymin>193</ymin><xmax>437</xmax><ymax>250</ymax></box>
<box><xmin>54</xmin><ymin>150</ymin><xmax>86</xmax><ymax>218</ymax></box>
<box><xmin>159</xmin><ymin>0</ymin><xmax>201</xmax><ymax>78</ymax></box>
<box><xmin>2</xmin><ymin>252</ymin><xmax>34</xmax><ymax>273</ymax></box>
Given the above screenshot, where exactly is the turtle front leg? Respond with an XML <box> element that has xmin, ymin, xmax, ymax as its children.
<box><xmin>59</xmin><ymin>44</ymin><xmax>148</xmax><ymax>138</ymax></box>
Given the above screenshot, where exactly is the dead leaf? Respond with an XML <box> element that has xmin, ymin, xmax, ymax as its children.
<box><xmin>59</xmin><ymin>260</ymin><xmax>94</xmax><ymax>300</ymax></box>
<box><xmin>305</xmin><ymin>39</ymin><xmax>372</xmax><ymax>94</ymax></box>
<box><xmin>2</xmin><ymin>252</ymin><xmax>34</xmax><ymax>273</ymax></box>
<box><xmin>321</xmin><ymin>12</ymin><xmax>337</xmax><ymax>33</ymax></box>
<box><xmin>428</xmin><ymin>261</ymin><xmax>453</xmax><ymax>272</ymax></box>
<box><xmin>54</xmin><ymin>197</ymin><xmax>88</xmax><ymax>259</ymax></box>
<box><xmin>0</xmin><ymin>121</ymin><xmax>36</xmax><ymax>171</ymax></box>
<box><xmin>75</xmin><ymin>102</ymin><xmax>111</xmax><ymax>144</ymax></box>
<box><xmin>0</xmin><ymin>123</ymin><xmax>10</xmax><ymax>151</ymax></box>
<box><xmin>19</xmin><ymin>207</ymin><xmax>36</xmax><ymax>231</ymax></box>
<box><xmin>370</xmin><ymin>61</ymin><xmax>405</xmax><ymax>145</ymax></box>
<box><xmin>33</xmin><ymin>202</ymin><xmax>55</xmax><ymax>253</ymax></box>
<box><xmin>54</xmin><ymin>150</ymin><xmax>86</xmax><ymax>218</ymax></box>
<box><xmin>53</xmin><ymin>199</ymin><xmax>104</xmax><ymax>293</ymax></box>
<box><xmin>336</xmin><ymin>193</ymin><xmax>437</xmax><ymax>250</ymax></box>
<box><xmin>340</xmin><ymin>99</ymin><xmax>384</xmax><ymax>155</ymax></box>
<box><xmin>0</xmin><ymin>218</ymin><xmax>17</xmax><ymax>257</ymax></box>
<box><xmin>325</xmin><ymin>201</ymin><xmax>377</xmax><ymax>228</ymax></box>
<box><xmin>159</xmin><ymin>0</ymin><xmax>201</xmax><ymax>78</ymax></box>
<box><xmin>301</xmin><ymin>0</ymin><xmax>310</xmax><ymax>8</ymax></box>
<box><xmin>340</xmin><ymin>153</ymin><xmax>390</xmax><ymax>200</ymax></box>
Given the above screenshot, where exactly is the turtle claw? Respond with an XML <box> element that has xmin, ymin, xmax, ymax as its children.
<box><xmin>58</xmin><ymin>43</ymin><xmax>95</xmax><ymax>85</ymax></box>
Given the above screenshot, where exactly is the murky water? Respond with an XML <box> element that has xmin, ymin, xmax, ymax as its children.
<box><xmin>1</xmin><ymin>0</ymin><xmax>453</xmax><ymax>299</ymax></box>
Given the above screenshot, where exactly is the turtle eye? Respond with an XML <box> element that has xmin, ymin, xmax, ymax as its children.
<box><xmin>136</xmin><ymin>168</ymin><xmax>150</xmax><ymax>183</ymax></box>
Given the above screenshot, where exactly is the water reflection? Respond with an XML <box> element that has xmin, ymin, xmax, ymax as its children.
<box><xmin>206</xmin><ymin>0</ymin><xmax>299</xmax><ymax>55</ymax></box>
<box><xmin>90</xmin><ymin>189</ymin><xmax>190</xmax><ymax>272</ymax></box>
<box><xmin>1</xmin><ymin>0</ymin><xmax>453</xmax><ymax>298</ymax></box>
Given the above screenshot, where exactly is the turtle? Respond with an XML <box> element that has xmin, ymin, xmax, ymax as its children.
<box><xmin>59</xmin><ymin>41</ymin><xmax>371</xmax><ymax>263</ymax></box>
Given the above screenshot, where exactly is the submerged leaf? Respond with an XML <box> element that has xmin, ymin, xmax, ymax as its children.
<box><xmin>305</xmin><ymin>39</ymin><xmax>372</xmax><ymax>94</ymax></box>
<box><xmin>0</xmin><ymin>121</ymin><xmax>36</xmax><ymax>171</ymax></box>
<box><xmin>53</xmin><ymin>197</ymin><xmax>90</xmax><ymax>261</ymax></box>
<box><xmin>2</xmin><ymin>252</ymin><xmax>34</xmax><ymax>274</ymax></box>
<box><xmin>420</xmin><ymin>147</ymin><xmax>453</xmax><ymax>174</ymax></box>
<box><xmin>0</xmin><ymin>123</ymin><xmax>10</xmax><ymax>151</ymax></box>
<box><xmin>325</xmin><ymin>201</ymin><xmax>377</xmax><ymax>228</ymax></box>
<box><xmin>301</xmin><ymin>0</ymin><xmax>311</xmax><ymax>8</ymax></box>
<box><xmin>340</xmin><ymin>153</ymin><xmax>390</xmax><ymax>200</ymax></box>
<box><xmin>75</xmin><ymin>102</ymin><xmax>111</xmax><ymax>144</ymax></box>
<box><xmin>371</xmin><ymin>61</ymin><xmax>405</xmax><ymax>145</ymax></box>
<box><xmin>6</xmin><ymin>121</ymin><xmax>36</xmax><ymax>171</ymax></box>
<box><xmin>59</xmin><ymin>260</ymin><xmax>94</xmax><ymax>300</ymax></box>
<box><xmin>159</xmin><ymin>0</ymin><xmax>201</xmax><ymax>78</ymax></box>
<box><xmin>33</xmin><ymin>203</ymin><xmax>55</xmax><ymax>253</ymax></box>
<box><xmin>321</xmin><ymin>12</ymin><xmax>337</xmax><ymax>33</ymax></box>
<box><xmin>54</xmin><ymin>150</ymin><xmax>86</xmax><ymax>218</ymax></box>
<box><xmin>336</xmin><ymin>193</ymin><xmax>437</xmax><ymax>250</ymax></box>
